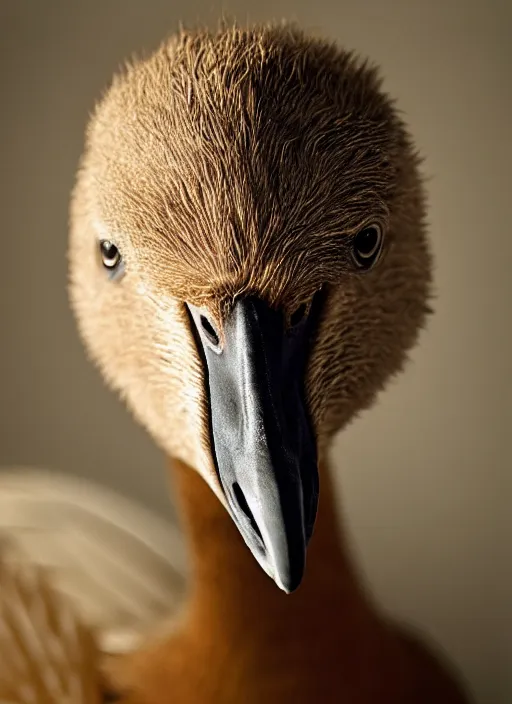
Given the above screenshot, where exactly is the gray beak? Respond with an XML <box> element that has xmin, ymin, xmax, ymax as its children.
<box><xmin>188</xmin><ymin>295</ymin><xmax>320</xmax><ymax>593</ymax></box>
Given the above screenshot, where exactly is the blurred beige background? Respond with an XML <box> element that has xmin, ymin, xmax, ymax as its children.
<box><xmin>0</xmin><ymin>1</ymin><xmax>510</xmax><ymax>702</ymax></box>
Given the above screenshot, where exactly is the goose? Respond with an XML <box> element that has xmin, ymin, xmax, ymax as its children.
<box><xmin>3</xmin><ymin>21</ymin><xmax>472</xmax><ymax>704</ymax></box>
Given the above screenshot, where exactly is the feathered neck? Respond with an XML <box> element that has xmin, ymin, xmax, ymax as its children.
<box><xmin>172</xmin><ymin>456</ymin><xmax>367</xmax><ymax>627</ymax></box>
<box><xmin>163</xmin><ymin>458</ymin><xmax>395</xmax><ymax>698</ymax></box>
<box><xmin>108</xmin><ymin>458</ymin><xmax>468</xmax><ymax>702</ymax></box>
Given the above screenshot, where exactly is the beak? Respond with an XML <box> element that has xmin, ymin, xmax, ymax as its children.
<box><xmin>188</xmin><ymin>296</ymin><xmax>319</xmax><ymax>593</ymax></box>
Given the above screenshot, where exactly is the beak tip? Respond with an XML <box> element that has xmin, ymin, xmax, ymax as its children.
<box><xmin>248</xmin><ymin>531</ymin><xmax>306</xmax><ymax>594</ymax></box>
<box><xmin>271</xmin><ymin>555</ymin><xmax>306</xmax><ymax>594</ymax></box>
<box><xmin>277</xmin><ymin>569</ymin><xmax>305</xmax><ymax>593</ymax></box>
<box><xmin>276</xmin><ymin>577</ymin><xmax>302</xmax><ymax>594</ymax></box>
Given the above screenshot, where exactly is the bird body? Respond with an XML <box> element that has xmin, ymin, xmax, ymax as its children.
<box><xmin>65</xmin><ymin>22</ymin><xmax>472</xmax><ymax>703</ymax></box>
<box><xmin>0</xmin><ymin>468</ymin><xmax>188</xmax><ymax>703</ymax></box>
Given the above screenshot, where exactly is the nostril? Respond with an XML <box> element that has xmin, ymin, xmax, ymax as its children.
<box><xmin>290</xmin><ymin>302</ymin><xmax>308</xmax><ymax>327</ymax></box>
<box><xmin>200</xmin><ymin>315</ymin><xmax>220</xmax><ymax>347</ymax></box>
<box><xmin>232</xmin><ymin>482</ymin><xmax>264</xmax><ymax>547</ymax></box>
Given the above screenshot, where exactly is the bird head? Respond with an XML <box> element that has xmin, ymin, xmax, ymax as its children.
<box><xmin>69</xmin><ymin>24</ymin><xmax>431</xmax><ymax>593</ymax></box>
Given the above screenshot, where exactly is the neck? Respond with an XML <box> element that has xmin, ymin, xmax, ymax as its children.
<box><xmin>109</xmin><ymin>460</ymin><xmax>467</xmax><ymax>703</ymax></box>
<box><xmin>169</xmin><ymin>458</ymin><xmax>377</xmax><ymax>648</ymax></box>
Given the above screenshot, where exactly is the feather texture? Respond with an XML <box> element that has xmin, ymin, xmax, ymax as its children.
<box><xmin>0</xmin><ymin>469</ymin><xmax>189</xmax><ymax>703</ymax></box>
<box><xmin>0</xmin><ymin>537</ymin><xmax>101</xmax><ymax>704</ymax></box>
<box><xmin>69</xmin><ymin>22</ymin><xmax>432</xmax><ymax>497</ymax></box>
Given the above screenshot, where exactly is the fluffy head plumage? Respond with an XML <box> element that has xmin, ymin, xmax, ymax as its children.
<box><xmin>69</xmin><ymin>23</ymin><xmax>431</xmax><ymax>498</ymax></box>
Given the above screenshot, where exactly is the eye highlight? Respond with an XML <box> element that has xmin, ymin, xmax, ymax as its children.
<box><xmin>99</xmin><ymin>239</ymin><xmax>124</xmax><ymax>279</ymax></box>
<box><xmin>352</xmin><ymin>224</ymin><xmax>384</xmax><ymax>270</ymax></box>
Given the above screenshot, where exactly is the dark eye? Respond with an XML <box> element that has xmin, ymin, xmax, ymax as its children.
<box><xmin>352</xmin><ymin>225</ymin><xmax>383</xmax><ymax>269</ymax></box>
<box><xmin>200</xmin><ymin>315</ymin><xmax>220</xmax><ymax>349</ymax></box>
<box><xmin>99</xmin><ymin>239</ymin><xmax>124</xmax><ymax>278</ymax></box>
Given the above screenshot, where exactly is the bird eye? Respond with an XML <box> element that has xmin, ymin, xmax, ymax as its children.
<box><xmin>200</xmin><ymin>315</ymin><xmax>221</xmax><ymax>349</ymax></box>
<box><xmin>99</xmin><ymin>239</ymin><xmax>124</xmax><ymax>279</ymax></box>
<box><xmin>352</xmin><ymin>225</ymin><xmax>383</xmax><ymax>269</ymax></box>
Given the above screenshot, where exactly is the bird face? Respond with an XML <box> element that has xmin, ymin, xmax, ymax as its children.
<box><xmin>69</xmin><ymin>25</ymin><xmax>431</xmax><ymax>592</ymax></box>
